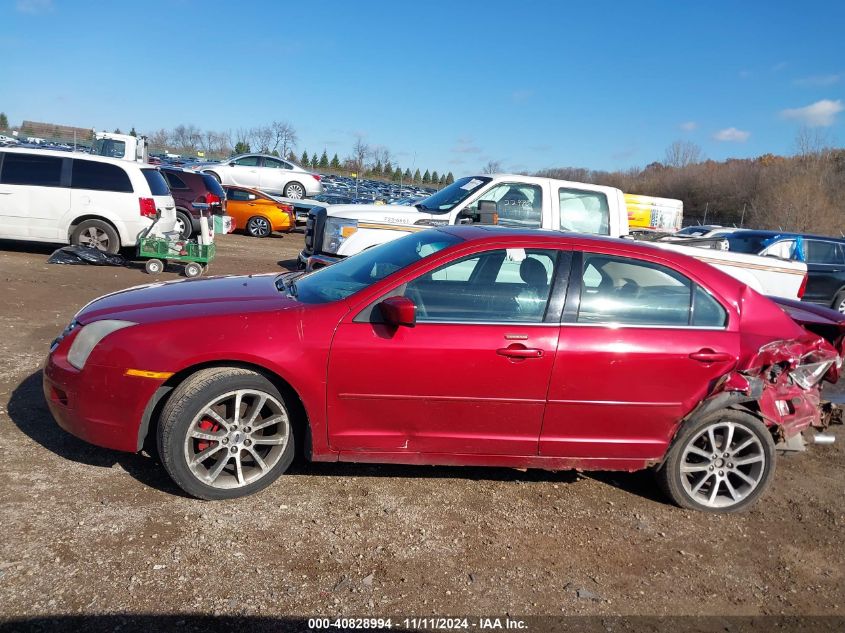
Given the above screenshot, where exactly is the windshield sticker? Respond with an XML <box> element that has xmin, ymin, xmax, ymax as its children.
<box><xmin>461</xmin><ymin>178</ymin><xmax>484</xmax><ymax>191</ymax></box>
<box><xmin>506</xmin><ymin>248</ymin><xmax>527</xmax><ymax>262</ymax></box>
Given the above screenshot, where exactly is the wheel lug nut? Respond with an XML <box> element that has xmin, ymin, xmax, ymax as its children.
<box><xmin>244</xmin><ymin>439</ymin><xmax>251</xmax><ymax>447</ymax></box>
<box><xmin>222</xmin><ymin>438</ymin><xmax>229</xmax><ymax>445</ymax></box>
<box><xmin>230</xmin><ymin>446</ymin><xmax>238</xmax><ymax>454</ymax></box>
<box><xmin>728</xmin><ymin>463</ymin><xmax>733</xmax><ymax>468</ymax></box>
<box><xmin>709</xmin><ymin>466</ymin><xmax>714</xmax><ymax>471</ymax></box>
<box><xmin>719</xmin><ymin>470</ymin><xmax>724</xmax><ymax>476</ymax></box>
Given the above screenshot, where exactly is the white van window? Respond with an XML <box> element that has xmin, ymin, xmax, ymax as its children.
<box><xmin>0</xmin><ymin>153</ymin><xmax>64</xmax><ymax>187</ymax></box>
<box><xmin>72</xmin><ymin>160</ymin><xmax>133</xmax><ymax>193</ymax></box>
<box><xmin>559</xmin><ymin>188</ymin><xmax>609</xmax><ymax>235</ymax></box>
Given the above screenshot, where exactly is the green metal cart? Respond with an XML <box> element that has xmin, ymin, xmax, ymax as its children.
<box><xmin>137</xmin><ymin>236</ymin><xmax>216</xmax><ymax>278</ymax></box>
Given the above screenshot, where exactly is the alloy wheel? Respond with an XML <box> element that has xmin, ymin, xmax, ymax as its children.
<box><xmin>248</xmin><ymin>217</ymin><xmax>271</xmax><ymax>237</ymax></box>
<box><xmin>183</xmin><ymin>389</ymin><xmax>290</xmax><ymax>489</ymax></box>
<box><xmin>285</xmin><ymin>183</ymin><xmax>304</xmax><ymax>199</ymax></box>
<box><xmin>79</xmin><ymin>226</ymin><xmax>110</xmax><ymax>251</ymax></box>
<box><xmin>679</xmin><ymin>421</ymin><xmax>766</xmax><ymax>509</ymax></box>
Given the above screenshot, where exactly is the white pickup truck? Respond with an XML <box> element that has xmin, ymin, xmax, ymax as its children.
<box><xmin>299</xmin><ymin>174</ymin><xmax>808</xmax><ymax>299</ymax></box>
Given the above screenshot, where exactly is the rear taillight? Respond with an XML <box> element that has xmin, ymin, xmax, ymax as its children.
<box><xmin>311</xmin><ymin>174</ymin><xmax>322</xmax><ymax>181</ymax></box>
<box><xmin>798</xmin><ymin>273</ymin><xmax>808</xmax><ymax>299</ymax></box>
<box><xmin>139</xmin><ymin>198</ymin><xmax>157</xmax><ymax>218</ymax></box>
<box><xmin>206</xmin><ymin>193</ymin><xmax>221</xmax><ymax>206</ymax></box>
<box><xmin>278</xmin><ymin>202</ymin><xmax>294</xmax><ymax>213</ymax></box>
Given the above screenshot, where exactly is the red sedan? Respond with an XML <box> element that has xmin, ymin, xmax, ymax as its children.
<box><xmin>44</xmin><ymin>226</ymin><xmax>838</xmax><ymax>511</ymax></box>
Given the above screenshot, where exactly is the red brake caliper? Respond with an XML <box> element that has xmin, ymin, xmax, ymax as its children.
<box><xmin>196</xmin><ymin>418</ymin><xmax>221</xmax><ymax>452</ymax></box>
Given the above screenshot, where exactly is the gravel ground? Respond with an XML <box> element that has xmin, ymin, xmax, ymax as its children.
<box><xmin>0</xmin><ymin>231</ymin><xmax>843</xmax><ymax>630</ymax></box>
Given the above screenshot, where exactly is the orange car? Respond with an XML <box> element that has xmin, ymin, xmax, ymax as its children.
<box><xmin>222</xmin><ymin>185</ymin><xmax>295</xmax><ymax>237</ymax></box>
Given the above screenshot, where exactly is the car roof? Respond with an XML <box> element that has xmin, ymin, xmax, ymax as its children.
<box><xmin>727</xmin><ymin>229</ymin><xmax>845</xmax><ymax>242</ymax></box>
<box><xmin>0</xmin><ymin>146</ymin><xmax>148</xmax><ymax>168</ymax></box>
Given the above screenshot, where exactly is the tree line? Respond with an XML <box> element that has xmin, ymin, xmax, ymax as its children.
<box><xmin>538</xmin><ymin>132</ymin><xmax>845</xmax><ymax>236</ymax></box>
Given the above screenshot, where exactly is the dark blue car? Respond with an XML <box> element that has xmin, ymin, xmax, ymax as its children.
<box><xmin>726</xmin><ymin>230</ymin><xmax>845</xmax><ymax>312</ymax></box>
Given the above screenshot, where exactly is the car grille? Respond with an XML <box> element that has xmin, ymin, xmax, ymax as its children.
<box><xmin>304</xmin><ymin>206</ymin><xmax>327</xmax><ymax>256</ymax></box>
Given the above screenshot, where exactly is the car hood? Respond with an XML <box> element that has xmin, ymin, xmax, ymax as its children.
<box><xmin>325</xmin><ymin>204</ymin><xmax>440</xmax><ymax>225</ymax></box>
<box><xmin>75</xmin><ymin>273</ymin><xmax>296</xmax><ymax>325</ymax></box>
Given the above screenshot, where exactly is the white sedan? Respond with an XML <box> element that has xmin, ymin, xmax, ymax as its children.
<box><xmin>200</xmin><ymin>154</ymin><xmax>323</xmax><ymax>199</ymax></box>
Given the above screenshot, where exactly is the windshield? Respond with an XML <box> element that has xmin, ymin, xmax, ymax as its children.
<box><xmin>285</xmin><ymin>230</ymin><xmax>463</xmax><ymax>304</ymax></box>
<box><xmin>725</xmin><ymin>234</ymin><xmax>772</xmax><ymax>255</ymax></box>
<box><xmin>416</xmin><ymin>176</ymin><xmax>491</xmax><ymax>214</ymax></box>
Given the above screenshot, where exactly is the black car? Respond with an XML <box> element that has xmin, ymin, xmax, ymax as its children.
<box><xmin>725</xmin><ymin>230</ymin><xmax>845</xmax><ymax>312</ymax></box>
<box><xmin>160</xmin><ymin>167</ymin><xmax>226</xmax><ymax>238</ymax></box>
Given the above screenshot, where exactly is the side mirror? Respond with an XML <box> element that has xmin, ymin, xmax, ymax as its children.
<box><xmin>477</xmin><ymin>200</ymin><xmax>499</xmax><ymax>225</ymax></box>
<box><xmin>229</xmin><ymin>161</ymin><xmax>237</xmax><ymax>167</ymax></box>
<box><xmin>379</xmin><ymin>296</ymin><xmax>416</xmax><ymax>327</ymax></box>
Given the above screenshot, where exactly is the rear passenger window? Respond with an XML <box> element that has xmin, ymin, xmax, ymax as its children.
<box><xmin>1</xmin><ymin>153</ymin><xmax>64</xmax><ymax>187</ymax></box>
<box><xmin>560</xmin><ymin>188</ymin><xmax>609</xmax><ymax>235</ymax></box>
<box><xmin>805</xmin><ymin>240</ymin><xmax>845</xmax><ymax>265</ymax></box>
<box><xmin>141</xmin><ymin>169</ymin><xmax>170</xmax><ymax>196</ymax></box>
<box><xmin>164</xmin><ymin>172</ymin><xmax>188</xmax><ymax>189</ymax></box>
<box><xmin>578</xmin><ymin>254</ymin><xmax>725</xmax><ymax>328</ymax></box>
<box><xmin>71</xmin><ymin>160</ymin><xmax>133</xmax><ymax>193</ymax></box>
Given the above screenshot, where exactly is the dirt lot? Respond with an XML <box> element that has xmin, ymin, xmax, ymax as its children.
<box><xmin>0</xmin><ymin>231</ymin><xmax>843</xmax><ymax>628</ymax></box>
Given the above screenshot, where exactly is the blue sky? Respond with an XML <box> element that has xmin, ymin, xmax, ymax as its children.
<box><xmin>2</xmin><ymin>0</ymin><xmax>843</xmax><ymax>174</ymax></box>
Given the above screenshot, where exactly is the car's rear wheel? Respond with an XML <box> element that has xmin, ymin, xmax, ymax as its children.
<box><xmin>246</xmin><ymin>216</ymin><xmax>271</xmax><ymax>237</ymax></box>
<box><xmin>157</xmin><ymin>368</ymin><xmax>295</xmax><ymax>500</ymax></box>
<box><xmin>656</xmin><ymin>409</ymin><xmax>775</xmax><ymax>513</ymax></box>
<box><xmin>70</xmin><ymin>219</ymin><xmax>120</xmax><ymax>254</ymax></box>
<box><xmin>832</xmin><ymin>290</ymin><xmax>845</xmax><ymax>314</ymax></box>
<box><xmin>175</xmin><ymin>210</ymin><xmax>193</xmax><ymax>239</ymax></box>
<box><xmin>283</xmin><ymin>181</ymin><xmax>305</xmax><ymax>199</ymax></box>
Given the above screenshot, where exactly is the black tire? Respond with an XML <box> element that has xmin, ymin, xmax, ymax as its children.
<box><xmin>831</xmin><ymin>289</ymin><xmax>845</xmax><ymax>314</ymax></box>
<box><xmin>175</xmin><ymin>210</ymin><xmax>193</xmax><ymax>239</ymax></box>
<box><xmin>656</xmin><ymin>408</ymin><xmax>776</xmax><ymax>513</ymax></box>
<box><xmin>184</xmin><ymin>262</ymin><xmax>203</xmax><ymax>278</ymax></box>
<box><xmin>70</xmin><ymin>219</ymin><xmax>120</xmax><ymax>254</ymax></box>
<box><xmin>145</xmin><ymin>258</ymin><xmax>164</xmax><ymax>275</ymax></box>
<box><xmin>157</xmin><ymin>367</ymin><xmax>296</xmax><ymax>500</ymax></box>
<box><xmin>246</xmin><ymin>215</ymin><xmax>272</xmax><ymax>237</ymax></box>
<box><xmin>283</xmin><ymin>181</ymin><xmax>305</xmax><ymax>199</ymax></box>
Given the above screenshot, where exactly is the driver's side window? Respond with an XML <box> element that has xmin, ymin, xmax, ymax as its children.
<box><xmin>234</xmin><ymin>156</ymin><xmax>260</xmax><ymax>167</ymax></box>
<box><xmin>465</xmin><ymin>183</ymin><xmax>543</xmax><ymax>228</ymax></box>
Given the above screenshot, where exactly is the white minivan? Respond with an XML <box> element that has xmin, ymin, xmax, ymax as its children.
<box><xmin>0</xmin><ymin>148</ymin><xmax>175</xmax><ymax>253</ymax></box>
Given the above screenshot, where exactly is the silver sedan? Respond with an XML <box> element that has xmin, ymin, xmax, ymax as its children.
<box><xmin>201</xmin><ymin>154</ymin><xmax>323</xmax><ymax>199</ymax></box>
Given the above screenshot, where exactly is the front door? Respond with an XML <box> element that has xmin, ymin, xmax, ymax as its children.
<box><xmin>540</xmin><ymin>251</ymin><xmax>739</xmax><ymax>460</ymax></box>
<box><xmin>327</xmin><ymin>247</ymin><xmax>567</xmax><ymax>456</ymax></box>
<box><xmin>230</xmin><ymin>155</ymin><xmax>261</xmax><ymax>188</ymax></box>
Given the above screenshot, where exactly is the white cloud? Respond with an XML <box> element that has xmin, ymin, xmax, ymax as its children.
<box><xmin>679</xmin><ymin>121</ymin><xmax>698</xmax><ymax>131</ymax></box>
<box><xmin>713</xmin><ymin>127</ymin><xmax>751</xmax><ymax>142</ymax></box>
<box><xmin>451</xmin><ymin>136</ymin><xmax>481</xmax><ymax>154</ymax></box>
<box><xmin>794</xmin><ymin>74</ymin><xmax>842</xmax><ymax>87</ymax></box>
<box><xmin>16</xmin><ymin>0</ymin><xmax>53</xmax><ymax>13</ymax></box>
<box><xmin>781</xmin><ymin>99</ymin><xmax>844</xmax><ymax>127</ymax></box>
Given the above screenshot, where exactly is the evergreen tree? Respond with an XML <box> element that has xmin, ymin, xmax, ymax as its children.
<box><xmin>431</xmin><ymin>170</ymin><xmax>439</xmax><ymax>183</ymax></box>
<box><xmin>113</xmin><ymin>128</ymin><xmax>122</xmax><ymax>134</ymax></box>
<box><xmin>404</xmin><ymin>168</ymin><xmax>412</xmax><ymax>181</ymax></box>
<box><xmin>392</xmin><ymin>167</ymin><xmax>402</xmax><ymax>182</ymax></box>
<box><xmin>384</xmin><ymin>163</ymin><xmax>393</xmax><ymax>178</ymax></box>
<box><xmin>422</xmin><ymin>169</ymin><xmax>431</xmax><ymax>184</ymax></box>
<box><xmin>330</xmin><ymin>153</ymin><xmax>341</xmax><ymax>169</ymax></box>
<box><xmin>372</xmin><ymin>160</ymin><xmax>383</xmax><ymax>177</ymax></box>
<box><xmin>129</xmin><ymin>127</ymin><xmax>137</xmax><ymax>137</ymax></box>
<box><xmin>300</xmin><ymin>150</ymin><xmax>309</xmax><ymax>166</ymax></box>
<box><xmin>287</xmin><ymin>150</ymin><xmax>297</xmax><ymax>162</ymax></box>
<box><xmin>439</xmin><ymin>174</ymin><xmax>446</xmax><ymax>185</ymax></box>
<box><xmin>234</xmin><ymin>141</ymin><xmax>250</xmax><ymax>154</ymax></box>
<box><xmin>0</xmin><ymin>112</ymin><xmax>8</xmax><ymax>129</ymax></box>
<box><xmin>413</xmin><ymin>169</ymin><xmax>421</xmax><ymax>182</ymax></box>
<box><xmin>319</xmin><ymin>149</ymin><xmax>329</xmax><ymax>169</ymax></box>
<box><xmin>446</xmin><ymin>172</ymin><xmax>455</xmax><ymax>184</ymax></box>
<box><xmin>310</xmin><ymin>154</ymin><xmax>319</xmax><ymax>169</ymax></box>
<box><xmin>271</xmin><ymin>149</ymin><xmax>280</xmax><ymax>157</ymax></box>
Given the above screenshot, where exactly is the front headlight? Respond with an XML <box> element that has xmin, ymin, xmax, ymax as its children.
<box><xmin>67</xmin><ymin>320</ymin><xmax>136</xmax><ymax>369</ymax></box>
<box><xmin>323</xmin><ymin>218</ymin><xmax>358</xmax><ymax>254</ymax></box>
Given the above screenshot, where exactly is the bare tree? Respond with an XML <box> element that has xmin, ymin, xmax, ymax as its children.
<box><xmin>482</xmin><ymin>160</ymin><xmax>502</xmax><ymax>174</ymax></box>
<box><xmin>664</xmin><ymin>140</ymin><xmax>703</xmax><ymax>168</ymax></box>
<box><xmin>270</xmin><ymin>121</ymin><xmax>298</xmax><ymax>157</ymax></box>
<box><xmin>350</xmin><ymin>136</ymin><xmax>370</xmax><ymax>173</ymax></box>
<box><xmin>371</xmin><ymin>145</ymin><xmax>392</xmax><ymax>169</ymax></box>
<box><xmin>251</xmin><ymin>125</ymin><xmax>274</xmax><ymax>154</ymax></box>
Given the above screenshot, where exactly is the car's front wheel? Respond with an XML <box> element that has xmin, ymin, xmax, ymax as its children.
<box><xmin>656</xmin><ymin>409</ymin><xmax>775</xmax><ymax>513</ymax></box>
<box><xmin>157</xmin><ymin>368</ymin><xmax>295</xmax><ymax>500</ymax></box>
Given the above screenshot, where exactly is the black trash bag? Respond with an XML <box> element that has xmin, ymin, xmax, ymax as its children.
<box><xmin>47</xmin><ymin>246</ymin><xmax>126</xmax><ymax>266</ymax></box>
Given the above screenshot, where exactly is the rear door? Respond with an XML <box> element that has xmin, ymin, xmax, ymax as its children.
<box><xmin>259</xmin><ymin>157</ymin><xmax>291</xmax><ymax>193</ymax></box>
<box><xmin>0</xmin><ymin>152</ymin><xmax>69</xmax><ymax>239</ymax></box>
<box><xmin>802</xmin><ymin>239</ymin><xmax>845</xmax><ymax>307</ymax></box>
<box><xmin>540</xmin><ymin>250</ymin><xmax>738</xmax><ymax>461</ymax></box>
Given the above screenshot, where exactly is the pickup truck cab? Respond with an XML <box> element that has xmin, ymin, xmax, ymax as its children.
<box><xmin>300</xmin><ymin>174</ymin><xmax>808</xmax><ymax>300</ymax></box>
